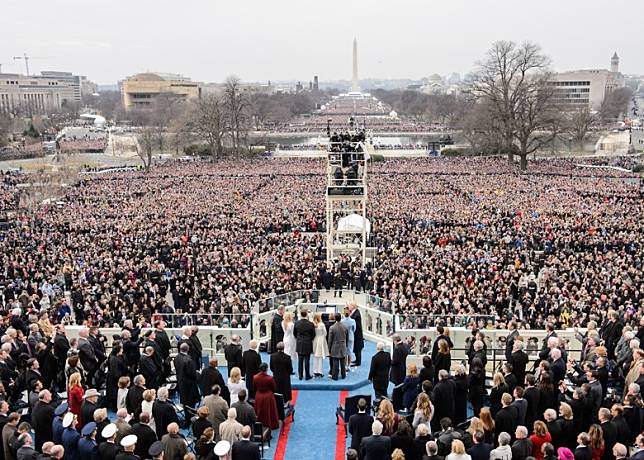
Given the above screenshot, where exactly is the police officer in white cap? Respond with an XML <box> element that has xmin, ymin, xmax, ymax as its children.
<box><xmin>98</xmin><ymin>423</ymin><xmax>120</xmax><ymax>460</ymax></box>
<box><xmin>115</xmin><ymin>434</ymin><xmax>138</xmax><ymax>460</ymax></box>
<box><xmin>214</xmin><ymin>440</ymin><xmax>231</xmax><ymax>460</ymax></box>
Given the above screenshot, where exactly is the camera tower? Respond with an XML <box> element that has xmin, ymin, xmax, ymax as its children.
<box><xmin>325</xmin><ymin>121</ymin><xmax>371</xmax><ymax>268</ymax></box>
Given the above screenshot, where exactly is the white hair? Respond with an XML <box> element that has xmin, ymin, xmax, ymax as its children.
<box><xmin>630</xmin><ymin>339</ymin><xmax>641</xmax><ymax>349</ymax></box>
<box><xmin>547</xmin><ymin>336</ymin><xmax>558</xmax><ymax>348</ymax></box>
<box><xmin>550</xmin><ymin>348</ymin><xmax>562</xmax><ymax>360</ymax></box>
<box><xmin>625</xmin><ymin>331</ymin><xmax>635</xmax><ymax>340</ymax></box>
<box><xmin>544</xmin><ymin>409</ymin><xmax>557</xmax><ymax>421</ymax></box>
<box><xmin>372</xmin><ymin>420</ymin><xmax>383</xmax><ymax>436</ymax></box>
<box><xmin>498</xmin><ymin>432</ymin><xmax>511</xmax><ymax>446</ymax></box>
<box><xmin>516</xmin><ymin>426</ymin><xmax>528</xmax><ymax>438</ymax></box>
<box><xmin>376</xmin><ymin>342</ymin><xmax>385</xmax><ymax>351</ymax></box>
<box><xmin>227</xmin><ymin>408</ymin><xmax>237</xmax><ymax>419</ymax></box>
<box><xmin>157</xmin><ymin>387</ymin><xmax>169</xmax><ymax>401</ymax></box>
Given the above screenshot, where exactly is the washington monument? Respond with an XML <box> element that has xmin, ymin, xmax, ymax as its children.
<box><xmin>352</xmin><ymin>37</ymin><xmax>360</xmax><ymax>92</ymax></box>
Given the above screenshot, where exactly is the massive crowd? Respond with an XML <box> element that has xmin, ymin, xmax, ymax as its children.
<box><xmin>0</xmin><ymin>156</ymin><xmax>641</xmax><ymax>332</ymax></box>
<box><xmin>0</xmin><ymin>155</ymin><xmax>641</xmax><ymax>460</ymax></box>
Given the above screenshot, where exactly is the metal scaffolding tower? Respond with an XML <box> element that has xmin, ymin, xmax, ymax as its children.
<box><xmin>325</xmin><ymin>135</ymin><xmax>371</xmax><ymax>268</ymax></box>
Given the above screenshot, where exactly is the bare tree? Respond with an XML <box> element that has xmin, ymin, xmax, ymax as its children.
<box><xmin>224</xmin><ymin>76</ymin><xmax>249</xmax><ymax>154</ymax></box>
<box><xmin>566</xmin><ymin>106</ymin><xmax>598</xmax><ymax>147</ymax></box>
<box><xmin>188</xmin><ymin>94</ymin><xmax>228</xmax><ymax>157</ymax></box>
<box><xmin>136</xmin><ymin>127</ymin><xmax>155</xmax><ymax>170</ymax></box>
<box><xmin>469</xmin><ymin>41</ymin><xmax>559</xmax><ymax>169</ymax></box>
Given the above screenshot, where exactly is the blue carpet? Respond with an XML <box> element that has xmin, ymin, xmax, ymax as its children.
<box><xmin>259</xmin><ymin>341</ymin><xmax>376</xmax><ymax>391</ymax></box>
<box><xmin>281</xmin><ymin>390</ymin><xmax>342</xmax><ymax>460</ymax></box>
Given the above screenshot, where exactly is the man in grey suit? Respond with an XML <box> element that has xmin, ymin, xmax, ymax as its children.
<box><xmin>329</xmin><ymin>313</ymin><xmax>348</xmax><ymax>380</ymax></box>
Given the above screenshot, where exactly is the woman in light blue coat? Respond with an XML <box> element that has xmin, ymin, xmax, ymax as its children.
<box><xmin>340</xmin><ymin>307</ymin><xmax>356</xmax><ymax>371</ymax></box>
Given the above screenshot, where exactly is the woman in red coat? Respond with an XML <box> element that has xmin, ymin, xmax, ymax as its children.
<box><xmin>67</xmin><ymin>372</ymin><xmax>85</xmax><ymax>418</ymax></box>
<box><xmin>253</xmin><ymin>363</ymin><xmax>279</xmax><ymax>430</ymax></box>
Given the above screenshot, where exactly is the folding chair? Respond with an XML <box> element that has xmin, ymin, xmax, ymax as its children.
<box><xmin>336</xmin><ymin>394</ymin><xmax>371</xmax><ymax>437</ymax></box>
<box><xmin>274</xmin><ymin>393</ymin><xmax>294</xmax><ymax>431</ymax></box>
<box><xmin>252</xmin><ymin>421</ymin><xmax>271</xmax><ymax>457</ymax></box>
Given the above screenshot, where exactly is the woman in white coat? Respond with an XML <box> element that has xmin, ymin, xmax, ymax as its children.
<box><xmin>282</xmin><ymin>311</ymin><xmax>296</xmax><ymax>358</ymax></box>
<box><xmin>312</xmin><ymin>313</ymin><xmax>329</xmax><ymax>378</ymax></box>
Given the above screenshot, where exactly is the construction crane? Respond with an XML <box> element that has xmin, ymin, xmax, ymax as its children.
<box><xmin>13</xmin><ymin>53</ymin><xmax>34</xmax><ymax>76</ymax></box>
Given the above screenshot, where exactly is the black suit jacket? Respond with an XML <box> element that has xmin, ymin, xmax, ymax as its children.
<box><xmin>600</xmin><ymin>421</ymin><xmax>617</xmax><ymax>460</ymax></box>
<box><xmin>198</xmin><ymin>366</ymin><xmax>230</xmax><ymax>404</ymax></box>
<box><xmin>31</xmin><ymin>401</ymin><xmax>55</xmax><ymax>451</ymax></box>
<box><xmin>361</xmin><ymin>435</ymin><xmax>392</xmax><ymax>460</ymax></box>
<box><xmin>270</xmin><ymin>351</ymin><xmax>293</xmax><ymax>403</ymax></box>
<box><xmin>242</xmin><ymin>350</ymin><xmax>261</xmax><ymax>394</ymax></box>
<box><xmin>390</xmin><ymin>343</ymin><xmax>408</xmax><ymax>384</ymax></box>
<box><xmin>231</xmin><ymin>439</ymin><xmax>261</xmax><ymax>460</ymax></box>
<box><xmin>293</xmin><ymin>319</ymin><xmax>315</xmax><ymax>355</ymax></box>
<box><xmin>495</xmin><ymin>406</ymin><xmax>518</xmax><ymax>440</ymax></box>
<box><xmin>130</xmin><ymin>422</ymin><xmax>157</xmax><ymax>460</ymax></box>
<box><xmin>348</xmin><ymin>412</ymin><xmax>374</xmax><ymax>451</ymax></box>
<box><xmin>574</xmin><ymin>446</ymin><xmax>593</xmax><ymax>460</ymax></box>
<box><xmin>369</xmin><ymin>351</ymin><xmax>391</xmax><ymax>391</ymax></box>
<box><xmin>126</xmin><ymin>385</ymin><xmax>145</xmax><ymax>419</ymax></box>
<box><xmin>151</xmin><ymin>400</ymin><xmax>180</xmax><ymax>439</ymax></box>
<box><xmin>174</xmin><ymin>352</ymin><xmax>200</xmax><ymax>407</ymax></box>
<box><xmin>224</xmin><ymin>343</ymin><xmax>244</xmax><ymax>375</ymax></box>
<box><xmin>432</xmin><ymin>379</ymin><xmax>456</xmax><ymax>422</ymax></box>
<box><xmin>524</xmin><ymin>386</ymin><xmax>541</xmax><ymax>428</ymax></box>
<box><xmin>469</xmin><ymin>443</ymin><xmax>493</xmax><ymax>460</ymax></box>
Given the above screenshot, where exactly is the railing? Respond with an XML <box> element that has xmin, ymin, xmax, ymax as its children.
<box><xmin>152</xmin><ymin>312</ymin><xmax>252</xmax><ymax>330</ymax></box>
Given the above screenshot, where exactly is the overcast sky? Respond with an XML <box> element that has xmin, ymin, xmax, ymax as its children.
<box><xmin>1</xmin><ymin>0</ymin><xmax>641</xmax><ymax>85</ymax></box>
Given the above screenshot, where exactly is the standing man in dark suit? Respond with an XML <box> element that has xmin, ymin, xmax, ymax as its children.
<box><xmin>293</xmin><ymin>309</ymin><xmax>315</xmax><ymax>381</ymax></box>
<box><xmin>31</xmin><ymin>389</ymin><xmax>55</xmax><ymax>452</ymax></box>
<box><xmin>328</xmin><ymin>314</ymin><xmax>348</xmax><ymax>381</ymax></box>
<box><xmin>431</xmin><ymin>326</ymin><xmax>453</xmax><ymax>362</ymax></box>
<box><xmin>506</xmin><ymin>322</ymin><xmax>520</xmax><ymax>361</ymax></box>
<box><xmin>224</xmin><ymin>336</ymin><xmax>244</xmax><ymax>378</ymax></box>
<box><xmin>574</xmin><ymin>432</ymin><xmax>593</xmax><ymax>460</ymax></box>
<box><xmin>349</xmin><ymin>398</ymin><xmax>374</xmax><ymax>452</ymax></box>
<box><xmin>242</xmin><ymin>340</ymin><xmax>262</xmax><ymax>399</ymax></box>
<box><xmin>494</xmin><ymin>393</ymin><xmax>518</xmax><ymax>440</ymax></box>
<box><xmin>523</xmin><ymin>374</ymin><xmax>541</xmax><ymax>430</ymax></box>
<box><xmin>599</xmin><ymin>408</ymin><xmax>617</xmax><ymax>460</ymax></box>
<box><xmin>361</xmin><ymin>420</ymin><xmax>391</xmax><ymax>460</ymax></box>
<box><xmin>270</xmin><ymin>306</ymin><xmax>285</xmax><ymax>354</ymax></box>
<box><xmin>154</xmin><ymin>321</ymin><xmax>172</xmax><ymax>379</ymax></box>
<box><xmin>270</xmin><ymin>342</ymin><xmax>293</xmax><ymax>403</ymax></box>
<box><xmin>174</xmin><ymin>343</ymin><xmax>200</xmax><ymax>409</ymax></box>
<box><xmin>231</xmin><ymin>426</ymin><xmax>261</xmax><ymax>460</ymax></box>
<box><xmin>510</xmin><ymin>340</ymin><xmax>529</xmax><ymax>387</ymax></box>
<box><xmin>368</xmin><ymin>342</ymin><xmax>391</xmax><ymax>400</ymax></box>
<box><xmin>390</xmin><ymin>334</ymin><xmax>408</xmax><ymax>411</ymax></box>
<box><xmin>189</xmin><ymin>326</ymin><xmax>204</xmax><ymax>370</ymax></box>
<box><xmin>198</xmin><ymin>357</ymin><xmax>230</xmax><ymax>404</ymax></box>
<box><xmin>349</xmin><ymin>303</ymin><xmax>364</xmax><ymax>367</ymax></box>
<box><xmin>431</xmin><ymin>370</ymin><xmax>456</xmax><ymax>433</ymax></box>
<box><xmin>601</xmin><ymin>311</ymin><xmax>623</xmax><ymax>360</ymax></box>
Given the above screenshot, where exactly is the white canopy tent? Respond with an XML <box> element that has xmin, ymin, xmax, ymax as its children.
<box><xmin>337</xmin><ymin>213</ymin><xmax>370</xmax><ymax>235</ymax></box>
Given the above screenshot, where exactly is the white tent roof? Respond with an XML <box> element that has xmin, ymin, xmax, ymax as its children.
<box><xmin>337</xmin><ymin>214</ymin><xmax>370</xmax><ymax>235</ymax></box>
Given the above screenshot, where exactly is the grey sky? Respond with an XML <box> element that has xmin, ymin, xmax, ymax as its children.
<box><xmin>1</xmin><ymin>0</ymin><xmax>641</xmax><ymax>85</ymax></box>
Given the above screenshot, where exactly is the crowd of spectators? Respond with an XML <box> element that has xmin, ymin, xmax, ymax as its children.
<box><xmin>0</xmin><ymin>156</ymin><xmax>640</xmax><ymax>334</ymax></box>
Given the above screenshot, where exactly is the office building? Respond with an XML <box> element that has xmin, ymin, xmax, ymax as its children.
<box><xmin>121</xmin><ymin>72</ymin><xmax>201</xmax><ymax>109</ymax></box>
<box><xmin>40</xmin><ymin>71</ymin><xmax>97</xmax><ymax>103</ymax></box>
<box><xmin>0</xmin><ymin>73</ymin><xmax>65</xmax><ymax>114</ymax></box>
<box><xmin>549</xmin><ymin>53</ymin><xmax>625</xmax><ymax>109</ymax></box>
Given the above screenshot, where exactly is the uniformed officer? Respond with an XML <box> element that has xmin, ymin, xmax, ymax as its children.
<box><xmin>148</xmin><ymin>441</ymin><xmax>164</xmax><ymax>460</ymax></box>
<box><xmin>52</xmin><ymin>402</ymin><xmax>68</xmax><ymax>444</ymax></box>
<box><xmin>98</xmin><ymin>423</ymin><xmax>121</xmax><ymax>460</ymax></box>
<box><xmin>61</xmin><ymin>413</ymin><xmax>80</xmax><ymax>460</ymax></box>
<box><xmin>115</xmin><ymin>434</ymin><xmax>139</xmax><ymax>460</ymax></box>
<box><xmin>78</xmin><ymin>422</ymin><xmax>98</xmax><ymax>459</ymax></box>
